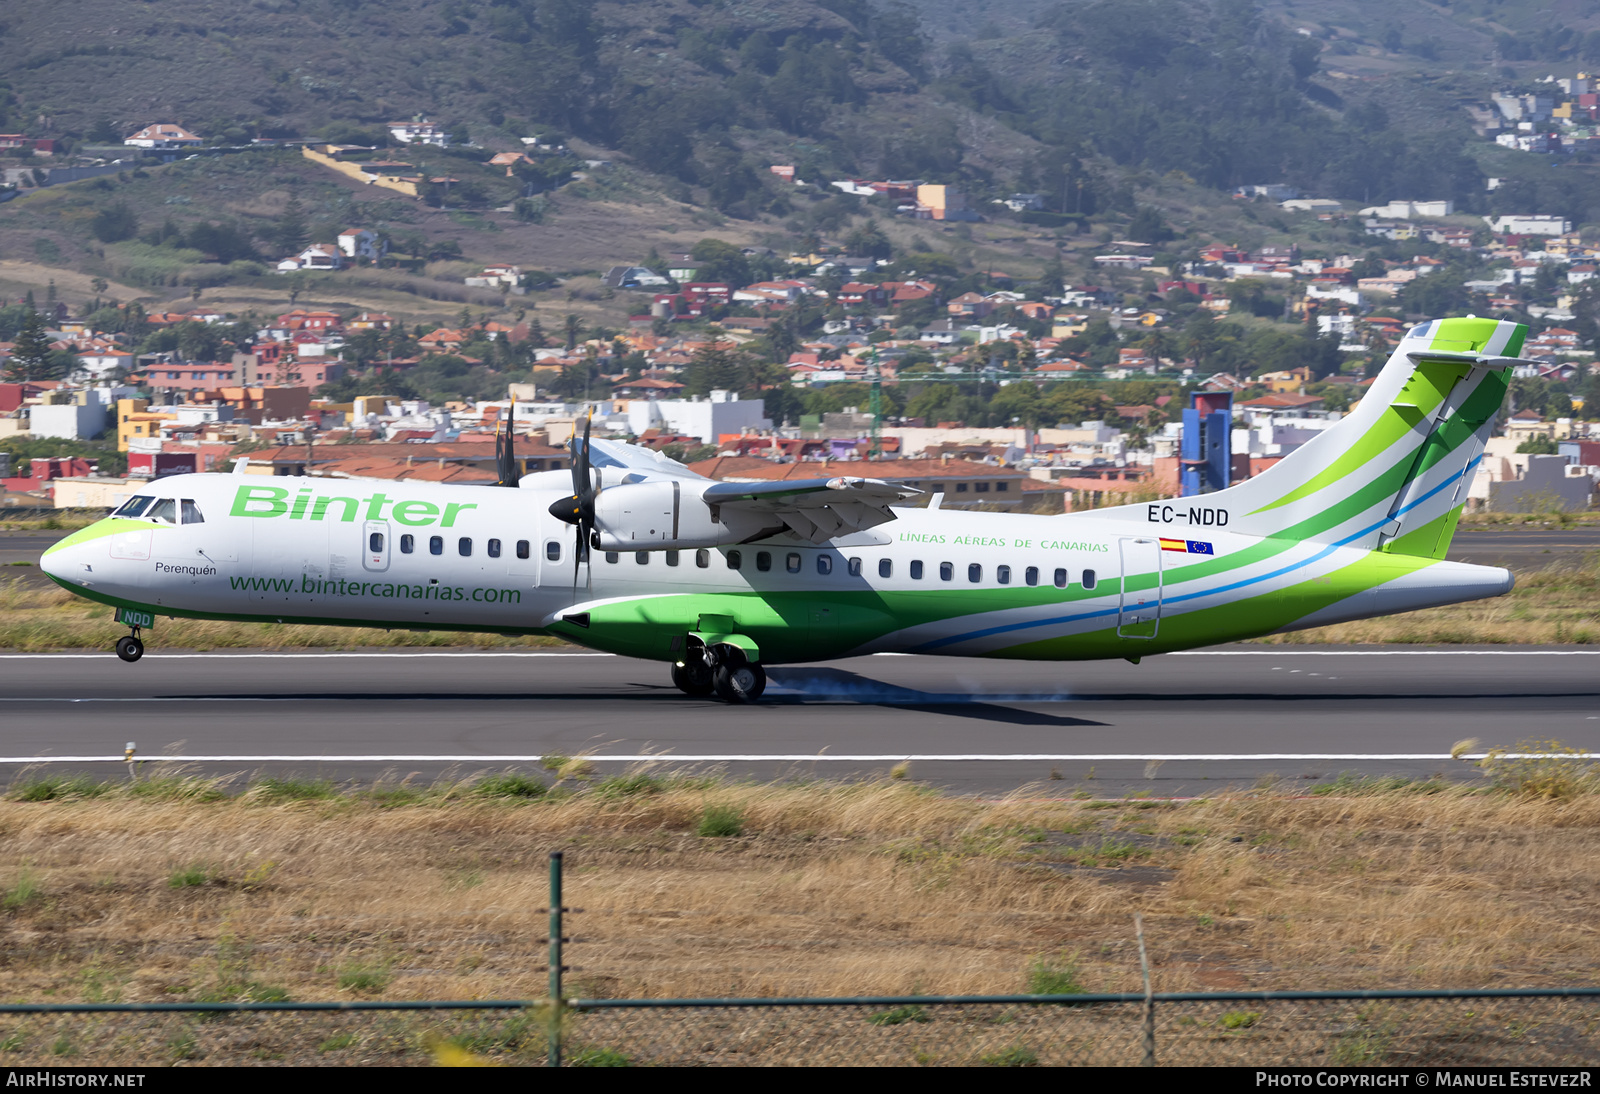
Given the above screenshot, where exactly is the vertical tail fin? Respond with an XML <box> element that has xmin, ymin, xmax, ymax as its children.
<box><xmin>1085</xmin><ymin>317</ymin><xmax>1528</xmax><ymax>553</ymax></box>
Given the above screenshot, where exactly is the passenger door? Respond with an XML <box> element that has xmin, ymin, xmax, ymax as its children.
<box><xmin>1117</xmin><ymin>537</ymin><xmax>1162</xmax><ymax>639</ymax></box>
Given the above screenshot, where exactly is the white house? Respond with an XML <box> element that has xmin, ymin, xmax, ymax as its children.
<box><xmin>276</xmin><ymin>243</ymin><xmax>343</xmax><ymax>273</ymax></box>
<box><xmin>387</xmin><ymin>117</ymin><xmax>449</xmax><ymax>147</ymax></box>
<box><xmin>123</xmin><ymin>123</ymin><xmax>203</xmax><ymax>149</ymax></box>
<box><xmin>464</xmin><ymin>264</ymin><xmax>521</xmax><ymax>289</ymax></box>
<box><xmin>1485</xmin><ymin>215</ymin><xmax>1571</xmax><ymax>236</ymax></box>
<box><xmin>337</xmin><ymin>228</ymin><xmax>385</xmax><ymax>262</ymax></box>
<box><xmin>625</xmin><ymin>390</ymin><xmax>770</xmax><ymax>444</ymax></box>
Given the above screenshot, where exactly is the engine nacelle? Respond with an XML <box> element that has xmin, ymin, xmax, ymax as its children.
<box><xmin>592</xmin><ymin>480</ymin><xmax>770</xmax><ymax>550</ymax></box>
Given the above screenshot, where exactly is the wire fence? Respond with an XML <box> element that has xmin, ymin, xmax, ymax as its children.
<box><xmin>3</xmin><ymin>855</ymin><xmax>1597</xmax><ymax>1066</ymax></box>
<box><xmin>2</xmin><ymin>991</ymin><xmax>1598</xmax><ymax>1066</ymax></box>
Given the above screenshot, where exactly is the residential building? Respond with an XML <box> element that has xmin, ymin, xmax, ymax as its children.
<box><xmin>337</xmin><ymin>229</ymin><xmax>385</xmax><ymax>262</ymax></box>
<box><xmin>276</xmin><ymin>244</ymin><xmax>343</xmax><ymax>273</ymax></box>
<box><xmin>124</xmin><ymin>123</ymin><xmax>203</xmax><ymax>148</ymax></box>
<box><xmin>387</xmin><ymin>117</ymin><xmax>449</xmax><ymax>147</ymax></box>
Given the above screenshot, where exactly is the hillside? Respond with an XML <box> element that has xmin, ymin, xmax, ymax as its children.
<box><xmin>5</xmin><ymin>0</ymin><xmax>1600</xmax><ymax>330</ymax></box>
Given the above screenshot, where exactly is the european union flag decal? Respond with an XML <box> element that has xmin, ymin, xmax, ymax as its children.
<box><xmin>1186</xmin><ymin>540</ymin><xmax>1214</xmax><ymax>555</ymax></box>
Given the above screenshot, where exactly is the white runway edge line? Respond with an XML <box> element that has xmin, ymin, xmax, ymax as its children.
<box><xmin>0</xmin><ymin>753</ymin><xmax>1549</xmax><ymax>763</ymax></box>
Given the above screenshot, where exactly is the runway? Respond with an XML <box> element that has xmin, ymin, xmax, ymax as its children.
<box><xmin>3</xmin><ymin>648</ymin><xmax>1596</xmax><ymax>795</ymax></box>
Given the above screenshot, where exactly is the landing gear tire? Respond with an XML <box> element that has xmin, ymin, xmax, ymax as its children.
<box><xmin>671</xmin><ymin>659</ymin><xmax>715</xmax><ymax>697</ymax></box>
<box><xmin>713</xmin><ymin>661</ymin><xmax>766</xmax><ymax>704</ymax></box>
<box><xmin>115</xmin><ymin>635</ymin><xmax>144</xmax><ymax>663</ymax></box>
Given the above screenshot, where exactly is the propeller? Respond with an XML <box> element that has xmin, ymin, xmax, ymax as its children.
<box><xmin>547</xmin><ymin>413</ymin><xmax>596</xmax><ymax>593</ymax></box>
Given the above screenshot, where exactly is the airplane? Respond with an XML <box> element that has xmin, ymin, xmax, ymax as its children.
<box><xmin>42</xmin><ymin>316</ymin><xmax>1528</xmax><ymax>703</ymax></box>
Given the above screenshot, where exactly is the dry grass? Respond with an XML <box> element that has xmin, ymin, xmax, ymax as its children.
<box><xmin>2</xmin><ymin>764</ymin><xmax>1599</xmax><ymax>1062</ymax></box>
<box><xmin>1256</xmin><ymin>554</ymin><xmax>1600</xmax><ymax>645</ymax></box>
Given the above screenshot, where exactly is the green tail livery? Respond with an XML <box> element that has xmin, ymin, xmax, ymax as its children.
<box><xmin>42</xmin><ymin>316</ymin><xmax>1526</xmax><ymax>702</ymax></box>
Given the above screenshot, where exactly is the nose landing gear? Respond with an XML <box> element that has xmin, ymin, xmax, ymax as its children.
<box><xmin>115</xmin><ymin>632</ymin><xmax>144</xmax><ymax>662</ymax></box>
<box><xmin>111</xmin><ymin>608</ymin><xmax>153</xmax><ymax>662</ymax></box>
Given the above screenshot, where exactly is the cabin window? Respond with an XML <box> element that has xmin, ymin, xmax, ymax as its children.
<box><xmin>487</xmin><ymin>538</ymin><xmax>501</xmax><ymax>558</ymax></box>
<box><xmin>786</xmin><ymin>552</ymin><xmax>801</xmax><ymax>573</ymax></box>
<box><xmin>848</xmin><ymin>557</ymin><xmax>862</xmax><ymax>577</ymax></box>
<box><xmin>939</xmin><ymin>562</ymin><xmax>954</xmax><ymax>581</ymax></box>
<box><xmin>727</xmin><ymin>550</ymin><xmax>742</xmax><ymax>570</ymax></box>
<box><xmin>114</xmin><ymin>496</ymin><xmax>153</xmax><ymax>518</ymax></box>
<box><xmin>1025</xmin><ymin>566</ymin><xmax>1038</xmax><ymax>586</ymax></box>
<box><xmin>756</xmin><ymin>551</ymin><xmax>772</xmax><ymax>572</ymax></box>
<box><xmin>636</xmin><ymin>551</ymin><xmax>649</xmax><ymax>565</ymax></box>
<box><xmin>1054</xmin><ymin>568</ymin><xmax>1068</xmax><ymax>588</ymax></box>
<box><xmin>696</xmin><ymin>549</ymin><xmax>710</xmax><ymax>568</ymax></box>
<box><xmin>180</xmin><ymin>499</ymin><xmax>204</xmax><ymax>524</ymax></box>
<box><xmin>878</xmin><ymin>558</ymin><xmax>892</xmax><ymax>578</ymax></box>
<box><xmin>543</xmin><ymin>541</ymin><xmax>558</xmax><ymax>562</ymax></box>
<box><xmin>969</xmin><ymin>563</ymin><xmax>983</xmax><ymax>583</ymax></box>
<box><xmin>910</xmin><ymin>560</ymin><xmax>924</xmax><ymax>580</ymax></box>
<box><xmin>666</xmin><ymin>550</ymin><xmax>680</xmax><ymax>567</ymax></box>
<box><xmin>400</xmin><ymin>535</ymin><xmax>414</xmax><ymax>554</ymax></box>
<box><xmin>817</xmin><ymin>554</ymin><xmax>833</xmax><ymax>575</ymax></box>
<box><xmin>146</xmin><ymin>499</ymin><xmax>178</xmax><ymax>525</ymax></box>
<box><xmin>458</xmin><ymin>537</ymin><xmax>472</xmax><ymax>557</ymax></box>
<box><xmin>1083</xmin><ymin>569</ymin><xmax>1097</xmax><ymax>590</ymax></box>
<box><xmin>368</xmin><ymin>532</ymin><xmax>384</xmax><ymax>554</ymax></box>
<box><xmin>429</xmin><ymin>536</ymin><xmax>443</xmax><ymax>556</ymax></box>
<box><xmin>605</xmin><ymin>551</ymin><xmax>619</xmax><ymax>564</ymax></box>
<box><xmin>997</xmin><ymin>565</ymin><xmax>1011</xmax><ymax>585</ymax></box>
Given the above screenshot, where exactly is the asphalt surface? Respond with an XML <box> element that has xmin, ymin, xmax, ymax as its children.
<box><xmin>2</xmin><ymin>649</ymin><xmax>1595</xmax><ymax>796</ymax></box>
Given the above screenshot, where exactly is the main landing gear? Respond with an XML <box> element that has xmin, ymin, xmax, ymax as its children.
<box><xmin>672</xmin><ymin>639</ymin><xmax>766</xmax><ymax>703</ymax></box>
<box><xmin>115</xmin><ymin>632</ymin><xmax>145</xmax><ymax>663</ymax></box>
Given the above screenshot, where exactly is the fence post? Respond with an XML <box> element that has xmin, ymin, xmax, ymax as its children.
<box><xmin>548</xmin><ymin>851</ymin><xmax>564</xmax><ymax>1068</ymax></box>
<box><xmin>1136</xmin><ymin>914</ymin><xmax>1155</xmax><ymax>1067</ymax></box>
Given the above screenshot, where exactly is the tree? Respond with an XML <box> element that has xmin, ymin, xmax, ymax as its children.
<box><xmin>91</xmin><ymin>202</ymin><xmax>138</xmax><ymax>243</ymax></box>
<box><xmin>274</xmin><ymin>197</ymin><xmax>310</xmax><ymax>256</ymax></box>
<box><xmin>563</xmin><ymin>313</ymin><xmax>584</xmax><ymax>352</ymax></box>
<box><xmin>4</xmin><ymin>311</ymin><xmax>57</xmax><ymax>381</ymax></box>
<box><xmin>689</xmin><ymin>239</ymin><xmax>751</xmax><ymax>286</ymax></box>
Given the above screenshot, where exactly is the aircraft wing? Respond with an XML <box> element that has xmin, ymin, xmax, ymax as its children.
<box><xmin>703</xmin><ymin>476</ymin><xmax>921</xmax><ymax>542</ymax></box>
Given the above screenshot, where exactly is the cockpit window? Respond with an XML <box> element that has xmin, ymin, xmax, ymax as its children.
<box><xmin>146</xmin><ymin>499</ymin><xmax>178</xmax><ymax>524</ymax></box>
<box><xmin>114</xmin><ymin>496</ymin><xmax>154</xmax><ymax>518</ymax></box>
<box><xmin>180</xmin><ymin>499</ymin><xmax>204</xmax><ymax>525</ymax></box>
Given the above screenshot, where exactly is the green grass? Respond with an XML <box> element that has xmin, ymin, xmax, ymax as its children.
<box><xmin>336</xmin><ymin>964</ymin><xmax>392</xmax><ymax>994</ymax></box>
<box><xmin>979</xmin><ymin>1043</ymin><xmax>1039</xmax><ymax>1066</ymax></box>
<box><xmin>1025</xmin><ymin>954</ymin><xmax>1085</xmax><ymax>996</ymax></box>
<box><xmin>251</xmin><ymin>777</ymin><xmax>339</xmax><ymax>802</ymax></box>
<box><xmin>569</xmin><ymin>1045</ymin><xmax>631</xmax><ymax>1067</ymax></box>
<box><xmin>1221</xmin><ymin>1010</ymin><xmax>1262</xmax><ymax>1030</ymax></box>
<box><xmin>696</xmin><ymin>803</ymin><xmax>745</xmax><ymax>837</ymax></box>
<box><xmin>1310</xmin><ymin>773</ymin><xmax>1449</xmax><ymax>796</ymax></box>
<box><xmin>2</xmin><ymin>868</ymin><xmax>42</xmax><ymax>911</ymax></box>
<box><xmin>317</xmin><ymin>1031</ymin><xmax>358</xmax><ymax>1053</ymax></box>
<box><xmin>594</xmin><ymin>772</ymin><xmax>665</xmax><ymax>798</ymax></box>
<box><xmin>867</xmin><ymin>1004</ymin><xmax>929</xmax><ymax>1026</ymax></box>
<box><xmin>8</xmin><ymin>774</ymin><xmax>114</xmax><ymax>802</ymax></box>
<box><xmin>168</xmin><ymin>863</ymin><xmax>222</xmax><ymax>889</ymax></box>
<box><xmin>473</xmin><ymin>772</ymin><xmax>547</xmax><ymax>799</ymax></box>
